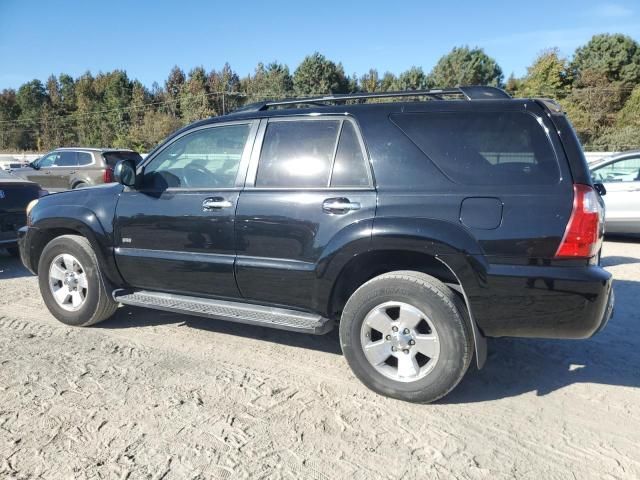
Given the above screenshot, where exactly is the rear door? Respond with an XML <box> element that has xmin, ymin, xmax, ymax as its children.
<box><xmin>114</xmin><ymin>120</ymin><xmax>258</xmax><ymax>298</ymax></box>
<box><xmin>592</xmin><ymin>155</ymin><xmax>640</xmax><ymax>233</ymax></box>
<box><xmin>235</xmin><ymin>116</ymin><xmax>376</xmax><ymax>311</ymax></box>
<box><xmin>49</xmin><ymin>151</ymin><xmax>78</xmax><ymax>190</ymax></box>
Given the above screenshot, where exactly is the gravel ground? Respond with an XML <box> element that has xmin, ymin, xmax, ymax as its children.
<box><xmin>0</xmin><ymin>239</ymin><xmax>638</xmax><ymax>480</ymax></box>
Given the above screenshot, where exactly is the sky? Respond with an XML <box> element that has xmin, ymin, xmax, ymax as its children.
<box><xmin>0</xmin><ymin>0</ymin><xmax>639</xmax><ymax>90</ymax></box>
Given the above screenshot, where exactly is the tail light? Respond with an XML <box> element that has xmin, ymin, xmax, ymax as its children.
<box><xmin>555</xmin><ymin>184</ymin><xmax>603</xmax><ymax>258</ymax></box>
<box><xmin>103</xmin><ymin>167</ymin><xmax>114</xmax><ymax>183</ymax></box>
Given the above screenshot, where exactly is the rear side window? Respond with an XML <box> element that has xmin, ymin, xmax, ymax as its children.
<box><xmin>77</xmin><ymin>152</ymin><xmax>93</xmax><ymax>165</ymax></box>
<box><xmin>257</xmin><ymin>120</ymin><xmax>339</xmax><ymax>188</ymax></box>
<box><xmin>256</xmin><ymin>119</ymin><xmax>369</xmax><ymax>188</ymax></box>
<box><xmin>103</xmin><ymin>151</ymin><xmax>143</xmax><ymax>167</ymax></box>
<box><xmin>391</xmin><ymin>111</ymin><xmax>560</xmax><ymax>185</ymax></box>
<box><xmin>56</xmin><ymin>151</ymin><xmax>78</xmax><ymax>167</ymax></box>
<box><xmin>331</xmin><ymin>122</ymin><xmax>369</xmax><ymax>187</ymax></box>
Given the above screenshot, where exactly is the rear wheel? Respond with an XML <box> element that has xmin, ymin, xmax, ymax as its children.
<box><xmin>340</xmin><ymin>271</ymin><xmax>473</xmax><ymax>403</ymax></box>
<box><xmin>38</xmin><ymin>235</ymin><xmax>119</xmax><ymax>326</ymax></box>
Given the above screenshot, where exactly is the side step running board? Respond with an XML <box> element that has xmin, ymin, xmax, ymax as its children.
<box><xmin>113</xmin><ymin>290</ymin><xmax>333</xmax><ymax>335</ymax></box>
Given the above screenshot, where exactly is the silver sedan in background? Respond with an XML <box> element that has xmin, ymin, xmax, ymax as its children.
<box><xmin>590</xmin><ymin>150</ymin><xmax>640</xmax><ymax>235</ymax></box>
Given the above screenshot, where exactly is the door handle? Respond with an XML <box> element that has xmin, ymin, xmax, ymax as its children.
<box><xmin>202</xmin><ymin>197</ymin><xmax>233</xmax><ymax>211</ymax></box>
<box><xmin>322</xmin><ymin>198</ymin><xmax>361</xmax><ymax>214</ymax></box>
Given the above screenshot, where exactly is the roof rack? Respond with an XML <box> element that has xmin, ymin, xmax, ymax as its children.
<box><xmin>229</xmin><ymin>86</ymin><xmax>511</xmax><ymax>114</ymax></box>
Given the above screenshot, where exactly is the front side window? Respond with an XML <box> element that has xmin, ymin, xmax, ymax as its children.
<box><xmin>256</xmin><ymin>119</ymin><xmax>369</xmax><ymax>188</ymax></box>
<box><xmin>592</xmin><ymin>157</ymin><xmax>640</xmax><ymax>183</ymax></box>
<box><xmin>144</xmin><ymin>124</ymin><xmax>250</xmax><ymax>189</ymax></box>
<box><xmin>37</xmin><ymin>153</ymin><xmax>60</xmax><ymax>168</ymax></box>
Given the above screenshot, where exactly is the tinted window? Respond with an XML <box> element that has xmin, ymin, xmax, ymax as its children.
<box><xmin>144</xmin><ymin>124</ymin><xmax>250</xmax><ymax>189</ymax></box>
<box><xmin>56</xmin><ymin>152</ymin><xmax>78</xmax><ymax>167</ymax></box>
<box><xmin>391</xmin><ymin>112</ymin><xmax>560</xmax><ymax>185</ymax></box>
<box><xmin>331</xmin><ymin>121</ymin><xmax>369</xmax><ymax>187</ymax></box>
<box><xmin>77</xmin><ymin>152</ymin><xmax>93</xmax><ymax>166</ymax></box>
<box><xmin>592</xmin><ymin>157</ymin><xmax>640</xmax><ymax>183</ymax></box>
<box><xmin>103</xmin><ymin>151</ymin><xmax>144</xmax><ymax>167</ymax></box>
<box><xmin>256</xmin><ymin>120</ymin><xmax>340</xmax><ymax>187</ymax></box>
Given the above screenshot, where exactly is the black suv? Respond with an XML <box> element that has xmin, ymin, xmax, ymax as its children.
<box><xmin>18</xmin><ymin>87</ymin><xmax>614</xmax><ymax>403</ymax></box>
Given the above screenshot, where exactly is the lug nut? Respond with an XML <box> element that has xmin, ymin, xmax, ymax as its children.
<box><xmin>391</xmin><ymin>346</ymin><xmax>397</xmax><ymax>352</ymax></box>
<box><xmin>392</xmin><ymin>326</ymin><xmax>398</xmax><ymax>332</ymax></box>
<box><xmin>403</xmin><ymin>328</ymin><xmax>410</xmax><ymax>334</ymax></box>
<box><xmin>409</xmin><ymin>339</ymin><xmax>415</xmax><ymax>346</ymax></box>
<box><xmin>403</xmin><ymin>349</ymin><xmax>409</xmax><ymax>354</ymax></box>
<box><xmin>385</xmin><ymin>335</ymin><xmax>391</xmax><ymax>341</ymax></box>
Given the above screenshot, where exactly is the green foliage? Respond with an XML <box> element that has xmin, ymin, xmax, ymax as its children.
<box><xmin>587</xmin><ymin>125</ymin><xmax>640</xmax><ymax>151</ymax></box>
<box><xmin>560</xmin><ymin>69</ymin><xmax>628</xmax><ymax>145</ymax></box>
<box><xmin>519</xmin><ymin>49</ymin><xmax>573</xmax><ymax>98</ymax></box>
<box><xmin>429</xmin><ymin>46</ymin><xmax>503</xmax><ymax>87</ymax></box>
<box><xmin>293</xmin><ymin>52</ymin><xmax>349</xmax><ymax>95</ymax></box>
<box><xmin>2</xmin><ymin>35</ymin><xmax>640</xmax><ymax>153</ymax></box>
<box><xmin>572</xmin><ymin>34</ymin><xmax>640</xmax><ymax>84</ymax></box>
<box><xmin>394</xmin><ymin>67</ymin><xmax>429</xmax><ymax>90</ymax></box>
<box><xmin>616</xmin><ymin>85</ymin><xmax>640</xmax><ymax>128</ymax></box>
<box><xmin>242</xmin><ymin>62</ymin><xmax>293</xmax><ymax>100</ymax></box>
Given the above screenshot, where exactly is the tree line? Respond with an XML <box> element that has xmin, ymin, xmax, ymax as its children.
<box><xmin>1</xmin><ymin>33</ymin><xmax>639</xmax><ymax>153</ymax></box>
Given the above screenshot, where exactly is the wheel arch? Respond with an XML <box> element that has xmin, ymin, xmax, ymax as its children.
<box><xmin>29</xmin><ymin>205</ymin><xmax>124</xmax><ymax>286</ymax></box>
<box><xmin>327</xmin><ymin>217</ymin><xmax>488</xmax><ymax>368</ymax></box>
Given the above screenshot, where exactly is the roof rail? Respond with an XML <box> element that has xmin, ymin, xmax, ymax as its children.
<box><xmin>228</xmin><ymin>86</ymin><xmax>511</xmax><ymax>114</ymax></box>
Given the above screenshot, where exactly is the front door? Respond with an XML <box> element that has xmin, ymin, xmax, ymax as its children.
<box><xmin>235</xmin><ymin>117</ymin><xmax>377</xmax><ymax>312</ymax></box>
<box><xmin>592</xmin><ymin>155</ymin><xmax>640</xmax><ymax>234</ymax></box>
<box><xmin>22</xmin><ymin>151</ymin><xmax>60</xmax><ymax>188</ymax></box>
<box><xmin>114</xmin><ymin>121</ymin><xmax>258</xmax><ymax>298</ymax></box>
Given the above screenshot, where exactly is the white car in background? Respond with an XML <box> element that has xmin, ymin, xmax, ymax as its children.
<box><xmin>590</xmin><ymin>150</ymin><xmax>640</xmax><ymax>235</ymax></box>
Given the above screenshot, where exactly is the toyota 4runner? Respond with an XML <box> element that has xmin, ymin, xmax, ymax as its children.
<box><xmin>18</xmin><ymin>87</ymin><xmax>614</xmax><ymax>403</ymax></box>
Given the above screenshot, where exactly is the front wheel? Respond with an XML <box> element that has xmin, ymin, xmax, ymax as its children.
<box><xmin>340</xmin><ymin>271</ymin><xmax>473</xmax><ymax>403</ymax></box>
<box><xmin>38</xmin><ymin>234</ymin><xmax>119</xmax><ymax>326</ymax></box>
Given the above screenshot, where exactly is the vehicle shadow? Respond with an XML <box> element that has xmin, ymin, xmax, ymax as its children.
<box><xmin>444</xmin><ymin>278</ymin><xmax>640</xmax><ymax>403</ymax></box>
<box><xmin>0</xmin><ymin>251</ymin><xmax>33</xmax><ymax>279</ymax></box>
<box><xmin>600</xmin><ymin>255</ymin><xmax>640</xmax><ymax>267</ymax></box>
<box><xmin>99</xmin><ymin>305</ymin><xmax>343</xmax><ymax>355</ymax></box>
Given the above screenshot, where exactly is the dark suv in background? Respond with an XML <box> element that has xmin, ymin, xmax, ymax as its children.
<box><xmin>18</xmin><ymin>87</ymin><xmax>614</xmax><ymax>403</ymax></box>
<box><xmin>11</xmin><ymin>148</ymin><xmax>143</xmax><ymax>191</ymax></box>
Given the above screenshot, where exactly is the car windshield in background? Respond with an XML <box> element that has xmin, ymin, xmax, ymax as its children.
<box><xmin>103</xmin><ymin>151</ymin><xmax>144</xmax><ymax>167</ymax></box>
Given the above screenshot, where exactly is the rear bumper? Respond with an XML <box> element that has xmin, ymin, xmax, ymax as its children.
<box><xmin>468</xmin><ymin>262</ymin><xmax>614</xmax><ymax>339</ymax></box>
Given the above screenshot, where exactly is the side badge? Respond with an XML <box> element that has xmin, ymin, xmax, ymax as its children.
<box><xmin>122</xmin><ymin>237</ymin><xmax>132</xmax><ymax>244</ymax></box>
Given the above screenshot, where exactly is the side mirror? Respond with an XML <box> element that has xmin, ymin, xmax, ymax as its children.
<box><xmin>114</xmin><ymin>159</ymin><xmax>137</xmax><ymax>187</ymax></box>
<box><xmin>593</xmin><ymin>182</ymin><xmax>606</xmax><ymax>196</ymax></box>
<box><xmin>30</xmin><ymin>161</ymin><xmax>40</xmax><ymax>170</ymax></box>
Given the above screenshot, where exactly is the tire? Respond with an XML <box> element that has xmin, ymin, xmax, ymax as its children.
<box><xmin>72</xmin><ymin>182</ymin><xmax>86</xmax><ymax>189</ymax></box>
<box><xmin>340</xmin><ymin>270</ymin><xmax>473</xmax><ymax>403</ymax></box>
<box><xmin>38</xmin><ymin>234</ymin><xmax>119</xmax><ymax>327</ymax></box>
<box><xmin>6</xmin><ymin>246</ymin><xmax>20</xmax><ymax>258</ymax></box>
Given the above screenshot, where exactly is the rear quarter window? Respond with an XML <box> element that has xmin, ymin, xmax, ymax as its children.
<box><xmin>390</xmin><ymin>111</ymin><xmax>561</xmax><ymax>185</ymax></box>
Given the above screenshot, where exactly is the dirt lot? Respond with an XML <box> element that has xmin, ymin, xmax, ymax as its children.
<box><xmin>0</xmin><ymin>240</ymin><xmax>638</xmax><ymax>480</ymax></box>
